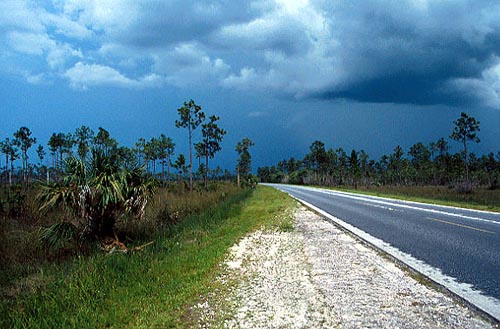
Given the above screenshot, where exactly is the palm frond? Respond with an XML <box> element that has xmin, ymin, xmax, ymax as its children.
<box><xmin>40</xmin><ymin>222</ymin><xmax>78</xmax><ymax>249</ymax></box>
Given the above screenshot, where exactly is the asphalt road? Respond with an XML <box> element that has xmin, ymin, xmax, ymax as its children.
<box><xmin>267</xmin><ymin>184</ymin><xmax>500</xmax><ymax>316</ymax></box>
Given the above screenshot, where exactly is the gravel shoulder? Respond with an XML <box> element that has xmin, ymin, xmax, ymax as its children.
<box><xmin>195</xmin><ymin>205</ymin><xmax>494</xmax><ymax>328</ymax></box>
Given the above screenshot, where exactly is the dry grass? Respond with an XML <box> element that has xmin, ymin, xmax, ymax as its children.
<box><xmin>0</xmin><ymin>186</ymin><xmax>294</xmax><ymax>328</ymax></box>
<box><xmin>0</xmin><ymin>182</ymin><xmax>240</xmax><ymax>297</ymax></box>
<box><xmin>336</xmin><ymin>185</ymin><xmax>500</xmax><ymax>212</ymax></box>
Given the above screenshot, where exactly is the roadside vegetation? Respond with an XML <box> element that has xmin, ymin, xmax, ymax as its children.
<box><xmin>259</xmin><ymin>112</ymin><xmax>500</xmax><ymax>211</ymax></box>
<box><xmin>0</xmin><ymin>186</ymin><xmax>294</xmax><ymax>328</ymax></box>
<box><xmin>0</xmin><ymin>99</ymin><xmax>263</xmax><ymax>327</ymax></box>
<box><xmin>330</xmin><ymin>185</ymin><xmax>500</xmax><ymax>212</ymax></box>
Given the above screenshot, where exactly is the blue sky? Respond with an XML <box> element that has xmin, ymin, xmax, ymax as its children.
<box><xmin>1</xmin><ymin>0</ymin><xmax>500</xmax><ymax>171</ymax></box>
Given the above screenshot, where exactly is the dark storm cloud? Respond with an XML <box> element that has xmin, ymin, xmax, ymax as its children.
<box><xmin>4</xmin><ymin>0</ymin><xmax>500</xmax><ymax>107</ymax></box>
<box><xmin>313</xmin><ymin>0</ymin><xmax>500</xmax><ymax>106</ymax></box>
<box><xmin>112</xmin><ymin>1</ymin><xmax>266</xmax><ymax>48</ymax></box>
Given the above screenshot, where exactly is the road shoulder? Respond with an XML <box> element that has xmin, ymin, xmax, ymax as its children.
<box><xmin>195</xmin><ymin>205</ymin><xmax>493</xmax><ymax>328</ymax></box>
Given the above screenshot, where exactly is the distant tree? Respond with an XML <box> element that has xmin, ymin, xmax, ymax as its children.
<box><xmin>235</xmin><ymin>137</ymin><xmax>254</xmax><ymax>187</ymax></box>
<box><xmin>430</xmin><ymin>137</ymin><xmax>450</xmax><ymax>185</ymax></box>
<box><xmin>134</xmin><ymin>137</ymin><xmax>147</xmax><ymax>170</ymax></box>
<box><xmin>94</xmin><ymin>127</ymin><xmax>117</xmax><ymax>154</ymax></box>
<box><xmin>359</xmin><ymin>150</ymin><xmax>370</xmax><ymax>185</ymax></box>
<box><xmin>48</xmin><ymin>134</ymin><xmax>58</xmax><ymax>169</ymax></box>
<box><xmin>480</xmin><ymin>152</ymin><xmax>499</xmax><ymax>189</ymax></box>
<box><xmin>48</xmin><ymin>132</ymin><xmax>72</xmax><ymax>171</ymax></box>
<box><xmin>148</xmin><ymin>137</ymin><xmax>160</xmax><ymax>176</ymax></box>
<box><xmin>435</xmin><ymin>138</ymin><xmax>449</xmax><ymax>159</ymax></box>
<box><xmin>305</xmin><ymin>141</ymin><xmax>327</xmax><ymax>177</ymax></box>
<box><xmin>157</xmin><ymin>134</ymin><xmax>175</xmax><ymax>185</ymax></box>
<box><xmin>450</xmin><ymin>112</ymin><xmax>480</xmax><ymax>184</ymax></box>
<box><xmin>13</xmin><ymin>126</ymin><xmax>37</xmax><ymax>187</ymax></box>
<box><xmin>287</xmin><ymin>157</ymin><xmax>299</xmax><ymax>173</ymax></box>
<box><xmin>257</xmin><ymin>166</ymin><xmax>271</xmax><ymax>182</ymax></box>
<box><xmin>201</xmin><ymin>115</ymin><xmax>226</xmax><ymax>186</ymax></box>
<box><xmin>175</xmin><ymin>99</ymin><xmax>205</xmax><ymax>192</ymax></box>
<box><xmin>408</xmin><ymin>142</ymin><xmax>431</xmax><ymax>184</ymax></box>
<box><xmin>0</xmin><ymin>138</ymin><xmax>18</xmax><ymax>185</ymax></box>
<box><xmin>348</xmin><ymin>149</ymin><xmax>360</xmax><ymax>186</ymax></box>
<box><xmin>62</xmin><ymin>133</ymin><xmax>75</xmax><ymax>157</ymax></box>
<box><xmin>74</xmin><ymin>125</ymin><xmax>94</xmax><ymax>162</ymax></box>
<box><xmin>194</xmin><ymin>141</ymin><xmax>205</xmax><ymax>170</ymax></box>
<box><xmin>36</xmin><ymin>144</ymin><xmax>45</xmax><ymax>164</ymax></box>
<box><xmin>211</xmin><ymin>166</ymin><xmax>223</xmax><ymax>180</ymax></box>
<box><xmin>174</xmin><ymin>153</ymin><xmax>188</xmax><ymax>178</ymax></box>
<box><xmin>36</xmin><ymin>144</ymin><xmax>48</xmax><ymax>182</ymax></box>
<box><xmin>336</xmin><ymin>148</ymin><xmax>348</xmax><ymax>185</ymax></box>
<box><xmin>388</xmin><ymin>145</ymin><xmax>405</xmax><ymax>185</ymax></box>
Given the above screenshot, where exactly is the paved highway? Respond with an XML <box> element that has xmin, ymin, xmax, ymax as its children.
<box><xmin>266</xmin><ymin>184</ymin><xmax>500</xmax><ymax>320</ymax></box>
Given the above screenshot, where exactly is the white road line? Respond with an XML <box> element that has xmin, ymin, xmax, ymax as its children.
<box><xmin>285</xmin><ymin>192</ymin><xmax>500</xmax><ymax>322</ymax></box>
<box><xmin>286</xmin><ymin>185</ymin><xmax>500</xmax><ymax>227</ymax></box>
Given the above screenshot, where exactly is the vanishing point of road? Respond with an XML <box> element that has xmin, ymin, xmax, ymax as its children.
<box><xmin>266</xmin><ymin>184</ymin><xmax>500</xmax><ymax>322</ymax></box>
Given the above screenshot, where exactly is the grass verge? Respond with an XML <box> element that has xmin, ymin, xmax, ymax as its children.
<box><xmin>317</xmin><ymin>185</ymin><xmax>500</xmax><ymax>212</ymax></box>
<box><xmin>0</xmin><ymin>186</ymin><xmax>295</xmax><ymax>328</ymax></box>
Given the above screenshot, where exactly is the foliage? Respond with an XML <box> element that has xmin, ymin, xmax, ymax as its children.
<box><xmin>74</xmin><ymin>125</ymin><xmax>95</xmax><ymax>162</ymax></box>
<box><xmin>0</xmin><ymin>185</ymin><xmax>28</xmax><ymax>219</ymax></box>
<box><xmin>175</xmin><ymin>99</ymin><xmax>206</xmax><ymax>191</ymax></box>
<box><xmin>450</xmin><ymin>112</ymin><xmax>481</xmax><ymax>185</ymax></box>
<box><xmin>39</xmin><ymin>222</ymin><xmax>79</xmax><ymax>251</ymax></box>
<box><xmin>37</xmin><ymin>148</ymin><xmax>156</xmax><ymax>238</ymax></box>
<box><xmin>200</xmin><ymin>115</ymin><xmax>227</xmax><ymax>184</ymax></box>
<box><xmin>258</xmin><ymin>112</ymin><xmax>497</xmax><ymax>195</ymax></box>
<box><xmin>235</xmin><ymin>137</ymin><xmax>255</xmax><ymax>187</ymax></box>
<box><xmin>1</xmin><ymin>138</ymin><xmax>18</xmax><ymax>185</ymax></box>
<box><xmin>13</xmin><ymin>127</ymin><xmax>37</xmax><ymax>176</ymax></box>
<box><xmin>0</xmin><ymin>184</ymin><xmax>289</xmax><ymax>328</ymax></box>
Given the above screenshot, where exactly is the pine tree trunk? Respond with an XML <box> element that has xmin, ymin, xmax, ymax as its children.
<box><xmin>189</xmin><ymin>130</ymin><xmax>193</xmax><ymax>192</ymax></box>
<box><xmin>463</xmin><ymin>137</ymin><xmax>469</xmax><ymax>183</ymax></box>
<box><xmin>161</xmin><ymin>159</ymin><xmax>165</xmax><ymax>187</ymax></box>
<box><xmin>205</xmin><ymin>153</ymin><xmax>209</xmax><ymax>187</ymax></box>
<box><xmin>5</xmin><ymin>154</ymin><xmax>9</xmax><ymax>185</ymax></box>
<box><xmin>167</xmin><ymin>156</ymin><xmax>171</xmax><ymax>184</ymax></box>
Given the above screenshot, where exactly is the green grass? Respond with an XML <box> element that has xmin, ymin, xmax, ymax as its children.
<box><xmin>0</xmin><ymin>186</ymin><xmax>296</xmax><ymax>328</ymax></box>
<box><xmin>319</xmin><ymin>185</ymin><xmax>500</xmax><ymax>212</ymax></box>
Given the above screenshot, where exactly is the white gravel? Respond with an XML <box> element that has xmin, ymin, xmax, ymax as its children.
<box><xmin>195</xmin><ymin>205</ymin><xmax>494</xmax><ymax>328</ymax></box>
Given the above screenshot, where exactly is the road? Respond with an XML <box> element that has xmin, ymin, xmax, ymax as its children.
<box><xmin>266</xmin><ymin>184</ymin><xmax>500</xmax><ymax>321</ymax></box>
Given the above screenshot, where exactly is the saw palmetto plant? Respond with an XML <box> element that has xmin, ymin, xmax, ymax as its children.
<box><xmin>37</xmin><ymin>148</ymin><xmax>156</xmax><ymax>242</ymax></box>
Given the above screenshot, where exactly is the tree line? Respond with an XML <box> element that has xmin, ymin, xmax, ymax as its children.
<box><xmin>2</xmin><ymin>99</ymin><xmax>257</xmax><ymax>240</ymax></box>
<box><xmin>258</xmin><ymin>112</ymin><xmax>497</xmax><ymax>192</ymax></box>
<box><xmin>1</xmin><ymin>99</ymin><xmax>255</xmax><ymax>191</ymax></box>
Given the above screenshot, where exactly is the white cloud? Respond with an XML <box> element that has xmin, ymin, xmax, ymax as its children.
<box><xmin>7</xmin><ymin>31</ymin><xmax>51</xmax><ymax>55</ymax></box>
<box><xmin>47</xmin><ymin>45</ymin><xmax>83</xmax><ymax>69</ymax></box>
<box><xmin>216</xmin><ymin>0</ymin><xmax>338</xmax><ymax>97</ymax></box>
<box><xmin>0</xmin><ymin>0</ymin><xmax>46</xmax><ymax>33</ymax></box>
<box><xmin>7</xmin><ymin>31</ymin><xmax>82</xmax><ymax>69</ymax></box>
<box><xmin>247</xmin><ymin>111</ymin><xmax>268</xmax><ymax>118</ymax></box>
<box><xmin>59</xmin><ymin>0</ymin><xmax>140</xmax><ymax>35</ymax></box>
<box><xmin>223</xmin><ymin>67</ymin><xmax>259</xmax><ymax>89</ymax></box>
<box><xmin>64</xmin><ymin>62</ymin><xmax>162</xmax><ymax>89</ymax></box>
<box><xmin>25</xmin><ymin>72</ymin><xmax>46</xmax><ymax>85</ymax></box>
<box><xmin>41</xmin><ymin>12</ymin><xmax>93</xmax><ymax>39</ymax></box>
<box><xmin>447</xmin><ymin>61</ymin><xmax>500</xmax><ymax>108</ymax></box>
<box><xmin>2</xmin><ymin>0</ymin><xmax>500</xmax><ymax>107</ymax></box>
<box><xmin>152</xmin><ymin>43</ymin><xmax>230</xmax><ymax>87</ymax></box>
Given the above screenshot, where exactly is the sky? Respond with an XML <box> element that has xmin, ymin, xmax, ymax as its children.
<box><xmin>1</xmin><ymin>0</ymin><xmax>500</xmax><ymax>171</ymax></box>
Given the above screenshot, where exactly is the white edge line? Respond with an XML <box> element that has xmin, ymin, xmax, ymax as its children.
<box><xmin>277</xmin><ymin>184</ymin><xmax>500</xmax><ymax>226</ymax></box>
<box><xmin>283</xmin><ymin>184</ymin><xmax>500</xmax><ymax>217</ymax></box>
<box><xmin>282</xmin><ymin>190</ymin><xmax>500</xmax><ymax>324</ymax></box>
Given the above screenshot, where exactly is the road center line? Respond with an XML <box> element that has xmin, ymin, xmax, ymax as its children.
<box><xmin>426</xmin><ymin>217</ymin><xmax>497</xmax><ymax>234</ymax></box>
<box><xmin>306</xmin><ymin>187</ymin><xmax>500</xmax><ymax>226</ymax></box>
